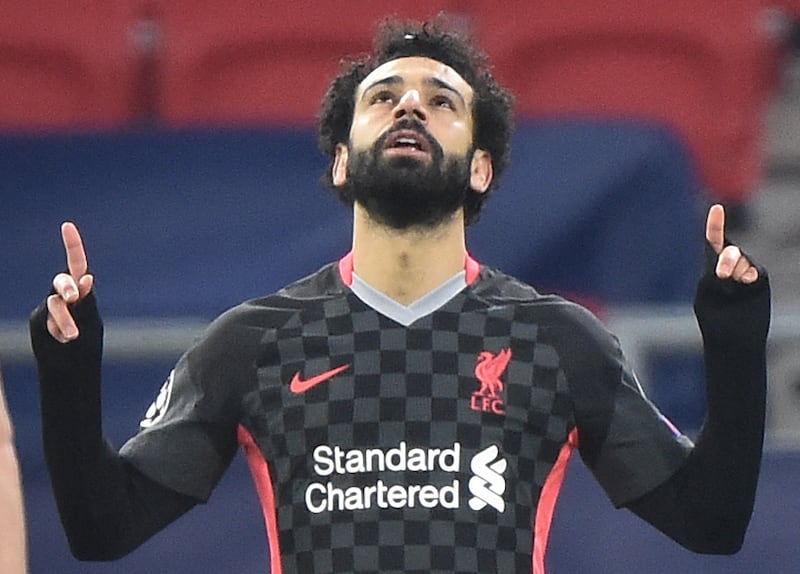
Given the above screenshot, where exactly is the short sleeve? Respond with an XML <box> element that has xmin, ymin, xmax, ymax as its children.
<box><xmin>120</xmin><ymin>305</ymin><xmax>261</xmax><ymax>501</ymax></box>
<box><xmin>584</xmin><ymin>365</ymin><xmax>693</xmax><ymax>507</ymax></box>
<box><xmin>557</xmin><ymin>303</ymin><xmax>693</xmax><ymax>508</ymax></box>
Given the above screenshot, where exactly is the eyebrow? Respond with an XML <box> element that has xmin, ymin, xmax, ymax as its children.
<box><xmin>360</xmin><ymin>75</ymin><xmax>466</xmax><ymax>107</ymax></box>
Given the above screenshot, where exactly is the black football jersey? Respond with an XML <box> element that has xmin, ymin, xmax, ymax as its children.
<box><xmin>120</xmin><ymin>254</ymin><xmax>691</xmax><ymax>574</ymax></box>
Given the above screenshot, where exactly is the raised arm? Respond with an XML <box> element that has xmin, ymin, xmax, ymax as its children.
<box><xmin>30</xmin><ymin>223</ymin><xmax>197</xmax><ymax>561</ymax></box>
<box><xmin>627</xmin><ymin>204</ymin><xmax>771</xmax><ymax>553</ymax></box>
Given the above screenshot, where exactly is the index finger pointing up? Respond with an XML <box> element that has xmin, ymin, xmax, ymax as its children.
<box><xmin>61</xmin><ymin>222</ymin><xmax>88</xmax><ymax>279</ymax></box>
<box><xmin>705</xmin><ymin>204</ymin><xmax>726</xmax><ymax>254</ymax></box>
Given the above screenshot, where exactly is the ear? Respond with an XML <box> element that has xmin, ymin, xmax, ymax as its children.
<box><xmin>332</xmin><ymin>144</ymin><xmax>349</xmax><ymax>186</ymax></box>
<box><xmin>469</xmin><ymin>149</ymin><xmax>493</xmax><ymax>193</ymax></box>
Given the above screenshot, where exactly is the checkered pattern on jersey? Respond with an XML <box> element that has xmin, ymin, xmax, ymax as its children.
<box><xmin>248</xmin><ymin>289</ymin><xmax>574</xmax><ymax>574</ymax></box>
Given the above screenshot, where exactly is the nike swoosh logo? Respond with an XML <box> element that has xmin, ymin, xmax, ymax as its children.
<box><xmin>290</xmin><ymin>364</ymin><xmax>351</xmax><ymax>393</ymax></box>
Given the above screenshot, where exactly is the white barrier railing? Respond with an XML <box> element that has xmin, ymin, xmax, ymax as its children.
<box><xmin>0</xmin><ymin>318</ymin><xmax>208</xmax><ymax>363</ymax></box>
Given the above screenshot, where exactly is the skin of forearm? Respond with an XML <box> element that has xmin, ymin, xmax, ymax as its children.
<box><xmin>0</xmin><ymin>378</ymin><xmax>28</xmax><ymax>574</ymax></box>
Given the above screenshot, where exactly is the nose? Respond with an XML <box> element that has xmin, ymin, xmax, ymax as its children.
<box><xmin>393</xmin><ymin>89</ymin><xmax>427</xmax><ymax>123</ymax></box>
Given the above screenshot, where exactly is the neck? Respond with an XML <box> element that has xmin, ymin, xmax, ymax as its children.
<box><xmin>351</xmin><ymin>203</ymin><xmax>468</xmax><ymax>305</ymax></box>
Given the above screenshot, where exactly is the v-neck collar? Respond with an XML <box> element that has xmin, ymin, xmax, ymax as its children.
<box><xmin>337</xmin><ymin>251</ymin><xmax>481</xmax><ymax>326</ymax></box>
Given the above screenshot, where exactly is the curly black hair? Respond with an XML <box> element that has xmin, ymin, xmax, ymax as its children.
<box><xmin>317</xmin><ymin>16</ymin><xmax>514</xmax><ymax>225</ymax></box>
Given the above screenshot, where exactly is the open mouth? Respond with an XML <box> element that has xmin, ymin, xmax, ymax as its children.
<box><xmin>382</xmin><ymin>128</ymin><xmax>433</xmax><ymax>157</ymax></box>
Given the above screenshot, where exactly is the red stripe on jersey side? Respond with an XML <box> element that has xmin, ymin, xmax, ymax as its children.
<box><xmin>465</xmin><ymin>253</ymin><xmax>480</xmax><ymax>284</ymax></box>
<box><xmin>238</xmin><ymin>425</ymin><xmax>283</xmax><ymax>574</ymax></box>
<box><xmin>338</xmin><ymin>251</ymin><xmax>354</xmax><ymax>286</ymax></box>
<box><xmin>532</xmin><ymin>428</ymin><xmax>579</xmax><ymax>574</ymax></box>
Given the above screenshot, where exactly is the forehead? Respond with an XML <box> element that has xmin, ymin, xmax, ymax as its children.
<box><xmin>357</xmin><ymin>56</ymin><xmax>474</xmax><ymax>101</ymax></box>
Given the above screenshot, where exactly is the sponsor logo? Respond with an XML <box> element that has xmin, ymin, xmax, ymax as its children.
<box><xmin>305</xmin><ymin>479</ymin><xmax>460</xmax><ymax>513</ymax></box>
<box><xmin>289</xmin><ymin>364</ymin><xmax>351</xmax><ymax>394</ymax></box>
<box><xmin>311</xmin><ymin>442</ymin><xmax>460</xmax><ymax>476</ymax></box>
<box><xmin>468</xmin><ymin>445</ymin><xmax>507</xmax><ymax>512</ymax></box>
<box><xmin>140</xmin><ymin>370</ymin><xmax>175</xmax><ymax>429</ymax></box>
<box><xmin>471</xmin><ymin>348</ymin><xmax>512</xmax><ymax>415</ymax></box>
<box><xmin>304</xmin><ymin>442</ymin><xmax>507</xmax><ymax>515</ymax></box>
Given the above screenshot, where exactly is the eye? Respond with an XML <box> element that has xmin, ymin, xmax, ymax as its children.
<box><xmin>431</xmin><ymin>94</ymin><xmax>456</xmax><ymax>110</ymax></box>
<box><xmin>369</xmin><ymin>90</ymin><xmax>396</xmax><ymax>105</ymax></box>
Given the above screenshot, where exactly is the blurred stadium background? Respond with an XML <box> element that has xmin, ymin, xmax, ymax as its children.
<box><xmin>1</xmin><ymin>1</ymin><xmax>799</xmax><ymax>572</ymax></box>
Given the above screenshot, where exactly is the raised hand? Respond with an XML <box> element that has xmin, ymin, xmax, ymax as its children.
<box><xmin>46</xmin><ymin>222</ymin><xmax>95</xmax><ymax>343</ymax></box>
<box><xmin>706</xmin><ymin>204</ymin><xmax>758</xmax><ymax>284</ymax></box>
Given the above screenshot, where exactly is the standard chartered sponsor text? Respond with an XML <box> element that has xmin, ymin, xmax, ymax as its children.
<box><xmin>305</xmin><ymin>479</ymin><xmax>460</xmax><ymax>512</ymax></box>
<box><xmin>306</xmin><ymin>441</ymin><xmax>462</xmax><ymax>513</ymax></box>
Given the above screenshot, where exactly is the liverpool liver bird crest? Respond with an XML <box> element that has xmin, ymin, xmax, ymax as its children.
<box><xmin>474</xmin><ymin>348</ymin><xmax>512</xmax><ymax>397</ymax></box>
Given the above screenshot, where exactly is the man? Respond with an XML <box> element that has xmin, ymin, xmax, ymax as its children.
<box><xmin>0</xmin><ymin>363</ymin><xmax>28</xmax><ymax>574</ymax></box>
<box><xmin>30</xmin><ymin>19</ymin><xmax>770</xmax><ymax>574</ymax></box>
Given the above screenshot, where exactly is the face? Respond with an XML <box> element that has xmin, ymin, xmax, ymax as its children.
<box><xmin>350</xmin><ymin>56</ymin><xmax>475</xmax><ymax>159</ymax></box>
<box><xmin>333</xmin><ymin>57</ymin><xmax>492</xmax><ymax>230</ymax></box>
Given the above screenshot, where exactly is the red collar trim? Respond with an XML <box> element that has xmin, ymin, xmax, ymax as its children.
<box><xmin>338</xmin><ymin>251</ymin><xmax>480</xmax><ymax>287</ymax></box>
<box><xmin>465</xmin><ymin>254</ymin><xmax>481</xmax><ymax>285</ymax></box>
<box><xmin>338</xmin><ymin>251</ymin><xmax>355</xmax><ymax>286</ymax></box>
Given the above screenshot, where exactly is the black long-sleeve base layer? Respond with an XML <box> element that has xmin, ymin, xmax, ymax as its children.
<box><xmin>29</xmin><ymin>254</ymin><xmax>770</xmax><ymax>561</ymax></box>
<box><xmin>627</xmin><ymin>248</ymin><xmax>770</xmax><ymax>554</ymax></box>
<box><xmin>30</xmin><ymin>295</ymin><xmax>197</xmax><ymax>560</ymax></box>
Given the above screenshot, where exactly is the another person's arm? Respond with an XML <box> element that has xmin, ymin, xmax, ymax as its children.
<box><xmin>0</xmin><ymin>365</ymin><xmax>28</xmax><ymax>574</ymax></box>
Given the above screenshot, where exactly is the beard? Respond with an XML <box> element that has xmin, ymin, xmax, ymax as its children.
<box><xmin>341</xmin><ymin>122</ymin><xmax>474</xmax><ymax>231</ymax></box>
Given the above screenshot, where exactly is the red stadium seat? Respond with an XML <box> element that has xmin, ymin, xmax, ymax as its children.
<box><xmin>158</xmin><ymin>2</ymin><xmax>465</xmax><ymax>127</ymax></box>
<box><xmin>466</xmin><ymin>0</ymin><xmax>789</xmax><ymax>203</ymax></box>
<box><xmin>0</xmin><ymin>2</ymin><xmax>143</xmax><ymax>131</ymax></box>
